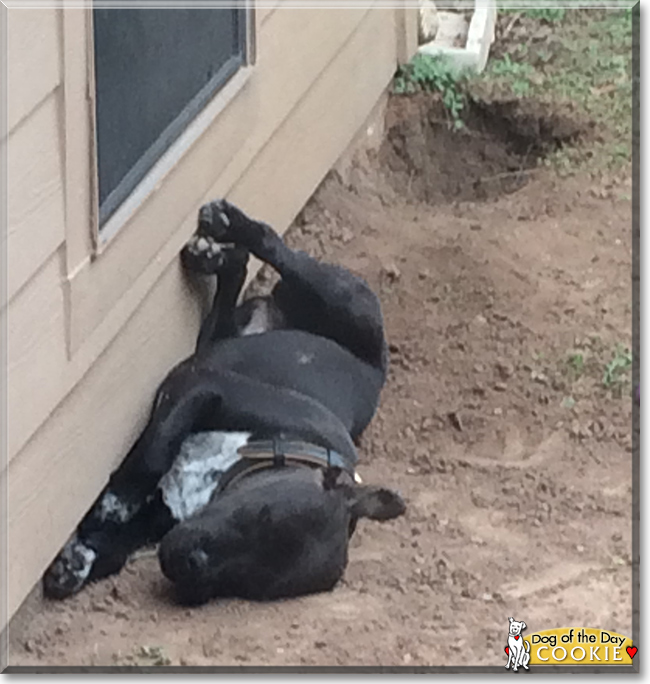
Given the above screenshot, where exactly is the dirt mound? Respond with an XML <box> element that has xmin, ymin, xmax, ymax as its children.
<box><xmin>379</xmin><ymin>93</ymin><xmax>592</xmax><ymax>204</ymax></box>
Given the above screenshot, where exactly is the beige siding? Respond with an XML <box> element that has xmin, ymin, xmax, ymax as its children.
<box><xmin>258</xmin><ymin>0</ymin><xmax>283</xmax><ymax>25</ymax></box>
<box><xmin>7</xmin><ymin>8</ymin><xmax>61</xmax><ymax>133</ymax></box>
<box><xmin>7</xmin><ymin>252</ymin><xmax>68</xmax><ymax>463</ymax></box>
<box><xmin>7</xmin><ymin>92</ymin><xmax>66</xmax><ymax>302</ymax></box>
<box><xmin>5</xmin><ymin>6</ymin><xmax>415</xmax><ymax>627</ymax></box>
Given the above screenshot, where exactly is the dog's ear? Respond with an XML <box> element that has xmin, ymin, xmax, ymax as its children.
<box><xmin>521</xmin><ymin>622</ymin><xmax>527</xmax><ymax>631</ymax></box>
<box><xmin>509</xmin><ymin>617</ymin><xmax>514</xmax><ymax>624</ymax></box>
<box><xmin>321</xmin><ymin>469</ymin><xmax>406</xmax><ymax>521</ymax></box>
<box><xmin>349</xmin><ymin>485</ymin><xmax>406</xmax><ymax>521</ymax></box>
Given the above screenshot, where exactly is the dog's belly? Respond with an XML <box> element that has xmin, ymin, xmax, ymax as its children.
<box><xmin>158</xmin><ymin>431</ymin><xmax>251</xmax><ymax>521</ymax></box>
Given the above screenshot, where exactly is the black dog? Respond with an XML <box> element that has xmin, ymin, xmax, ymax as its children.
<box><xmin>43</xmin><ymin>200</ymin><xmax>405</xmax><ymax>605</ymax></box>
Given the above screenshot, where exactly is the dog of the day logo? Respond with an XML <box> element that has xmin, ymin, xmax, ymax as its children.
<box><xmin>504</xmin><ymin>619</ymin><xmax>637</xmax><ymax>668</ymax></box>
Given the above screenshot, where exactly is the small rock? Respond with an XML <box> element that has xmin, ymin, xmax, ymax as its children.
<box><xmin>495</xmin><ymin>360</ymin><xmax>514</xmax><ymax>380</ymax></box>
<box><xmin>531</xmin><ymin>370</ymin><xmax>549</xmax><ymax>385</ymax></box>
<box><xmin>576</xmin><ymin>544</ymin><xmax>585</xmax><ymax>553</ymax></box>
<box><xmin>493</xmin><ymin>407</ymin><xmax>503</xmax><ymax>416</ymax></box>
<box><xmin>341</xmin><ymin>227</ymin><xmax>354</xmax><ymax>244</ymax></box>
<box><xmin>494</xmin><ymin>382</ymin><xmax>507</xmax><ymax>392</ymax></box>
<box><xmin>381</xmin><ymin>263</ymin><xmax>401</xmax><ymax>281</ymax></box>
<box><xmin>447</xmin><ymin>411</ymin><xmax>463</xmax><ymax>432</ymax></box>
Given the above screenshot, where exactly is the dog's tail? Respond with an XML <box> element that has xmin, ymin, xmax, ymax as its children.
<box><xmin>524</xmin><ymin>639</ymin><xmax>530</xmax><ymax>652</ymax></box>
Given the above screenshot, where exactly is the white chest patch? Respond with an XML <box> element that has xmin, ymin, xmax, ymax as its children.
<box><xmin>158</xmin><ymin>431</ymin><xmax>250</xmax><ymax>521</ymax></box>
<box><xmin>240</xmin><ymin>302</ymin><xmax>270</xmax><ymax>336</ymax></box>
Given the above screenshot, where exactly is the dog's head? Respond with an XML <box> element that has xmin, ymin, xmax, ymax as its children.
<box><xmin>158</xmin><ymin>467</ymin><xmax>405</xmax><ymax>604</ymax></box>
<box><xmin>509</xmin><ymin>617</ymin><xmax>527</xmax><ymax>636</ymax></box>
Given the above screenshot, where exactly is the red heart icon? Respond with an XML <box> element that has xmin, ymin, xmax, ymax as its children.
<box><xmin>627</xmin><ymin>646</ymin><xmax>638</xmax><ymax>659</ymax></box>
<box><xmin>515</xmin><ymin>635</ymin><xmax>520</xmax><ymax>640</ymax></box>
<box><xmin>504</xmin><ymin>647</ymin><xmax>509</xmax><ymax>655</ymax></box>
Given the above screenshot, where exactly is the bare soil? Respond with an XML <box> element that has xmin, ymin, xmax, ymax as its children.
<box><xmin>8</xmin><ymin>91</ymin><xmax>633</xmax><ymax>669</ymax></box>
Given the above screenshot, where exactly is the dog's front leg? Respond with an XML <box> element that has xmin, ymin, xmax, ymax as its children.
<box><xmin>43</xmin><ymin>363</ymin><xmax>227</xmax><ymax>599</ymax></box>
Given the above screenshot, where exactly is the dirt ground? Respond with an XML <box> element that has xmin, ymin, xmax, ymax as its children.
<box><xmin>8</xmin><ymin>81</ymin><xmax>633</xmax><ymax>669</ymax></box>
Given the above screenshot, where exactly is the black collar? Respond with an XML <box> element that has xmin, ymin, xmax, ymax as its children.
<box><xmin>217</xmin><ymin>438</ymin><xmax>356</xmax><ymax>493</ymax></box>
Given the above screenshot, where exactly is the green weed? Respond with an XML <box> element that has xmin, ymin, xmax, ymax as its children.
<box><xmin>393</xmin><ymin>54</ymin><xmax>467</xmax><ymax>129</ymax></box>
<box><xmin>602</xmin><ymin>344</ymin><xmax>633</xmax><ymax>391</ymax></box>
<box><xmin>567</xmin><ymin>352</ymin><xmax>585</xmax><ymax>377</ymax></box>
<box><xmin>522</xmin><ymin>8</ymin><xmax>566</xmax><ymax>24</ymax></box>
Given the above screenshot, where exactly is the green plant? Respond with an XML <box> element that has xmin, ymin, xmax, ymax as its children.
<box><xmin>523</xmin><ymin>8</ymin><xmax>566</xmax><ymax>24</ymax></box>
<box><xmin>393</xmin><ymin>55</ymin><xmax>467</xmax><ymax>129</ymax></box>
<box><xmin>113</xmin><ymin>645</ymin><xmax>172</xmax><ymax>667</ymax></box>
<box><xmin>500</xmin><ymin>5</ymin><xmax>566</xmax><ymax>24</ymax></box>
<box><xmin>485</xmin><ymin>54</ymin><xmax>534</xmax><ymax>96</ymax></box>
<box><xmin>602</xmin><ymin>345</ymin><xmax>632</xmax><ymax>390</ymax></box>
<box><xmin>567</xmin><ymin>352</ymin><xmax>585</xmax><ymax>377</ymax></box>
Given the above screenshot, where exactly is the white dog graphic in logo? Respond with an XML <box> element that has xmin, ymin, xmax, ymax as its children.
<box><xmin>505</xmin><ymin>617</ymin><xmax>530</xmax><ymax>671</ymax></box>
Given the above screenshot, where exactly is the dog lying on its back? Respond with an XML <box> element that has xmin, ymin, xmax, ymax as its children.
<box><xmin>43</xmin><ymin>199</ymin><xmax>405</xmax><ymax>605</ymax></box>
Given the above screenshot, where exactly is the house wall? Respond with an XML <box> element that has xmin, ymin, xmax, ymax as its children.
<box><xmin>3</xmin><ymin>4</ymin><xmax>418</xmax><ymax>627</ymax></box>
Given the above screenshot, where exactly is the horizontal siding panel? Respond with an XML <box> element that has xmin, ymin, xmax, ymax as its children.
<box><xmin>7</xmin><ymin>251</ymin><xmax>68</xmax><ymax>462</ymax></box>
<box><xmin>7</xmin><ymin>92</ymin><xmax>66</xmax><ymax>301</ymax></box>
<box><xmin>7</xmin><ymin>8</ymin><xmax>62</xmax><ymax>133</ymax></box>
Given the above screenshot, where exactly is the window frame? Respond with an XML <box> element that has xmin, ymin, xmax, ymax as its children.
<box><xmin>61</xmin><ymin>5</ymin><xmax>256</xmax><ymax>356</ymax></box>
<box><xmin>93</xmin><ymin>7</ymin><xmax>249</xmax><ymax>228</ymax></box>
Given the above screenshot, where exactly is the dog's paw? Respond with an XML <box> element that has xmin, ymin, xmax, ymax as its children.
<box><xmin>43</xmin><ymin>536</ymin><xmax>97</xmax><ymax>600</ymax></box>
<box><xmin>181</xmin><ymin>234</ymin><xmax>248</xmax><ymax>275</ymax></box>
<box><xmin>197</xmin><ymin>199</ymin><xmax>248</xmax><ymax>242</ymax></box>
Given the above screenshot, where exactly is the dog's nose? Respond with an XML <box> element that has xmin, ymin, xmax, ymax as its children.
<box><xmin>187</xmin><ymin>548</ymin><xmax>209</xmax><ymax>574</ymax></box>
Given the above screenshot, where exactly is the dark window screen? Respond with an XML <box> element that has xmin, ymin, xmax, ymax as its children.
<box><xmin>93</xmin><ymin>9</ymin><xmax>246</xmax><ymax>225</ymax></box>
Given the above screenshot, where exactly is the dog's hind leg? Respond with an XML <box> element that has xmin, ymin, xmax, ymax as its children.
<box><xmin>196</xmin><ymin>200</ymin><xmax>388</xmax><ymax>374</ymax></box>
<box><xmin>181</xmin><ymin>239</ymin><xmax>250</xmax><ymax>353</ymax></box>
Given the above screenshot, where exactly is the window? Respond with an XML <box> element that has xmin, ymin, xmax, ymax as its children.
<box><xmin>93</xmin><ymin>8</ymin><xmax>247</xmax><ymax>225</ymax></box>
